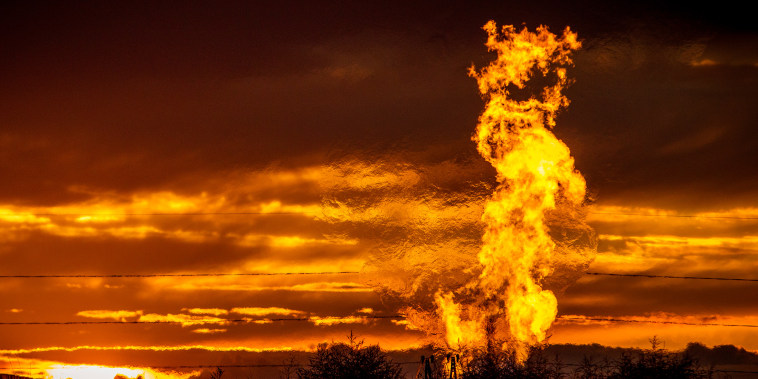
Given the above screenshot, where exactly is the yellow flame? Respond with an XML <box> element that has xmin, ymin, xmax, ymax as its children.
<box><xmin>435</xmin><ymin>292</ymin><xmax>485</xmax><ymax>349</ymax></box>
<box><xmin>436</xmin><ymin>21</ymin><xmax>587</xmax><ymax>361</ymax></box>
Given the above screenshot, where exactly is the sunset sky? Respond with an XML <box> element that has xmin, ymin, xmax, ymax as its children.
<box><xmin>1</xmin><ymin>1</ymin><xmax>757</xmax><ymax>378</ymax></box>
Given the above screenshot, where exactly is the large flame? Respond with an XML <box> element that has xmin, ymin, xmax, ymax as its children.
<box><xmin>434</xmin><ymin>21</ymin><xmax>592</xmax><ymax>361</ymax></box>
<box><xmin>321</xmin><ymin>20</ymin><xmax>595</xmax><ymax>363</ymax></box>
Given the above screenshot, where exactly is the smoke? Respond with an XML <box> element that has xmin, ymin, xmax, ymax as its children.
<box><xmin>320</xmin><ymin>156</ymin><xmax>490</xmax><ymax>302</ymax></box>
<box><xmin>322</xmin><ymin>21</ymin><xmax>596</xmax><ymax>362</ymax></box>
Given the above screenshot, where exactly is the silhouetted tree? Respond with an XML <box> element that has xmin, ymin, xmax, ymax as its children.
<box><xmin>461</xmin><ymin>342</ymin><xmax>564</xmax><ymax>379</ymax></box>
<box><xmin>280</xmin><ymin>355</ymin><xmax>299</xmax><ymax>379</ymax></box>
<box><xmin>459</xmin><ymin>336</ymin><xmax>725</xmax><ymax>379</ymax></box>
<box><xmin>572</xmin><ymin>356</ymin><xmax>611</xmax><ymax>379</ymax></box>
<box><xmin>296</xmin><ymin>332</ymin><xmax>403</xmax><ymax>379</ymax></box>
<box><xmin>686</xmin><ymin>342</ymin><xmax>758</xmax><ymax>367</ymax></box>
<box><xmin>606</xmin><ymin>337</ymin><xmax>713</xmax><ymax>379</ymax></box>
<box><xmin>414</xmin><ymin>354</ymin><xmax>448</xmax><ymax>379</ymax></box>
<box><xmin>209</xmin><ymin>367</ymin><xmax>224</xmax><ymax>379</ymax></box>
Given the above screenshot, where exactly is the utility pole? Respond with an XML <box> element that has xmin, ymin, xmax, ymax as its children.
<box><xmin>449</xmin><ymin>354</ymin><xmax>458</xmax><ymax>379</ymax></box>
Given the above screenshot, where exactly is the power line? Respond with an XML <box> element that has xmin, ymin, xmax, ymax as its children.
<box><xmin>3</xmin><ymin>271</ymin><xmax>758</xmax><ymax>282</ymax></box>
<box><xmin>15</xmin><ymin>212</ymin><xmax>315</xmax><ymax>217</ymax></box>
<box><xmin>0</xmin><ymin>271</ymin><xmax>360</xmax><ymax>279</ymax></box>
<box><xmin>4</xmin><ymin>363</ymin><xmax>757</xmax><ymax>375</ymax></box>
<box><xmin>557</xmin><ymin>363</ymin><xmax>758</xmax><ymax>375</ymax></box>
<box><xmin>714</xmin><ymin>369</ymin><xmax>758</xmax><ymax>374</ymax></box>
<box><xmin>10</xmin><ymin>210</ymin><xmax>758</xmax><ymax>220</ymax></box>
<box><xmin>0</xmin><ymin>319</ymin><xmax>269</xmax><ymax>325</ymax></box>
<box><xmin>1</xmin><ymin>361</ymin><xmax>422</xmax><ymax>371</ymax></box>
<box><xmin>556</xmin><ymin>316</ymin><xmax>758</xmax><ymax>328</ymax></box>
<box><xmin>589</xmin><ymin>211</ymin><xmax>758</xmax><ymax>220</ymax></box>
<box><xmin>0</xmin><ymin>364</ymin><xmax>299</xmax><ymax>370</ymax></box>
<box><xmin>1</xmin><ymin>315</ymin><xmax>756</xmax><ymax>328</ymax></box>
<box><xmin>0</xmin><ymin>315</ymin><xmax>404</xmax><ymax>325</ymax></box>
<box><xmin>585</xmin><ymin>272</ymin><xmax>758</xmax><ymax>282</ymax></box>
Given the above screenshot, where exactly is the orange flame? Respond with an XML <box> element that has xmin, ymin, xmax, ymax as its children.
<box><xmin>435</xmin><ymin>21</ymin><xmax>589</xmax><ymax>361</ymax></box>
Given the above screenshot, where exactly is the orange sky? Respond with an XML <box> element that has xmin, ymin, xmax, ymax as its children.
<box><xmin>1</xmin><ymin>1</ymin><xmax>757</xmax><ymax>378</ymax></box>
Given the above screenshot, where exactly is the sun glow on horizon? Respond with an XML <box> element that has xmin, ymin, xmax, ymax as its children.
<box><xmin>40</xmin><ymin>364</ymin><xmax>197</xmax><ymax>379</ymax></box>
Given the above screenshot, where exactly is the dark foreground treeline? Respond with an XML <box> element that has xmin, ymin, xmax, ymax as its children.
<box><xmin>452</xmin><ymin>337</ymin><xmax>723</xmax><ymax>379</ymax></box>
<box><xmin>289</xmin><ymin>336</ymin><xmax>726</xmax><ymax>379</ymax></box>
<box><xmin>191</xmin><ymin>336</ymin><xmax>758</xmax><ymax>379</ymax></box>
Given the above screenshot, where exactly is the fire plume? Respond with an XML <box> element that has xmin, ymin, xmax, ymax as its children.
<box><xmin>434</xmin><ymin>21</ymin><xmax>595</xmax><ymax>360</ymax></box>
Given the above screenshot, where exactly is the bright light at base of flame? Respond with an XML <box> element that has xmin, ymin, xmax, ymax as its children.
<box><xmin>431</xmin><ymin>21</ymin><xmax>595</xmax><ymax>362</ymax></box>
<box><xmin>435</xmin><ymin>291</ymin><xmax>485</xmax><ymax>348</ymax></box>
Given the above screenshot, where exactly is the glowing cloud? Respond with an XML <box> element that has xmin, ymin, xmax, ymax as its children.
<box><xmin>308</xmin><ymin>316</ymin><xmax>369</xmax><ymax>326</ymax></box>
<box><xmin>137</xmin><ymin>313</ymin><xmax>227</xmax><ymax>327</ymax></box>
<box><xmin>77</xmin><ymin>310</ymin><xmax>143</xmax><ymax>320</ymax></box>
<box><xmin>230</xmin><ymin>307</ymin><xmax>305</xmax><ymax>317</ymax></box>
<box><xmin>183</xmin><ymin>308</ymin><xmax>229</xmax><ymax>316</ymax></box>
<box><xmin>191</xmin><ymin>328</ymin><xmax>228</xmax><ymax>334</ymax></box>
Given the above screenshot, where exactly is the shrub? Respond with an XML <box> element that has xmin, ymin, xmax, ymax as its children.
<box><xmin>606</xmin><ymin>337</ymin><xmax>711</xmax><ymax>379</ymax></box>
<box><xmin>461</xmin><ymin>342</ymin><xmax>564</xmax><ymax>379</ymax></box>
<box><xmin>296</xmin><ymin>333</ymin><xmax>403</xmax><ymax>379</ymax></box>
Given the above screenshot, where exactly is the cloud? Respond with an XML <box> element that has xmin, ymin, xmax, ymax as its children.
<box><xmin>657</xmin><ymin>126</ymin><xmax>728</xmax><ymax>155</ymax></box>
<box><xmin>77</xmin><ymin>310</ymin><xmax>143</xmax><ymax>321</ymax></box>
<box><xmin>551</xmin><ymin>313</ymin><xmax>758</xmax><ymax>351</ymax></box>
<box><xmin>308</xmin><ymin>316</ymin><xmax>369</xmax><ymax>326</ymax></box>
<box><xmin>137</xmin><ymin>313</ymin><xmax>227</xmax><ymax>327</ymax></box>
<box><xmin>237</xmin><ymin>234</ymin><xmax>358</xmax><ymax>248</ymax></box>
<box><xmin>183</xmin><ymin>308</ymin><xmax>229</xmax><ymax>316</ymax></box>
<box><xmin>230</xmin><ymin>307</ymin><xmax>305</xmax><ymax>317</ymax></box>
<box><xmin>0</xmin><ymin>176</ymin><xmax>326</xmax><ymax>246</ymax></box>
<box><xmin>161</xmin><ymin>281</ymin><xmax>372</xmax><ymax>293</ymax></box>
<box><xmin>555</xmin><ymin>312</ymin><xmax>758</xmax><ymax>330</ymax></box>
<box><xmin>191</xmin><ymin>328</ymin><xmax>227</xmax><ymax>334</ymax></box>
<box><xmin>0</xmin><ymin>345</ymin><xmax>296</xmax><ymax>355</ymax></box>
<box><xmin>391</xmin><ymin>319</ymin><xmax>422</xmax><ymax>331</ymax></box>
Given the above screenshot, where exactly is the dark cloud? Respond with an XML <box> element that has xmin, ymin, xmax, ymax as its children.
<box><xmin>561</xmin><ymin>275</ymin><xmax>758</xmax><ymax>317</ymax></box>
<box><xmin>1</xmin><ymin>1</ymin><xmax>754</xmax><ymax>208</ymax></box>
<box><xmin>560</xmin><ymin>33</ymin><xmax>758</xmax><ymax>210</ymax></box>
